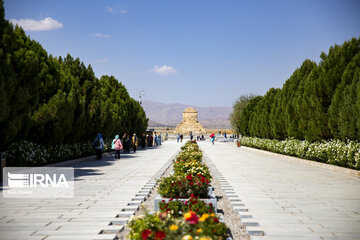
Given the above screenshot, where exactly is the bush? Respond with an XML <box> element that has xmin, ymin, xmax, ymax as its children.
<box><xmin>5</xmin><ymin>139</ymin><xmax>111</xmax><ymax>166</ymax></box>
<box><xmin>128</xmin><ymin>211</ymin><xmax>229</xmax><ymax>240</ymax></box>
<box><xmin>157</xmin><ymin>174</ymin><xmax>210</xmax><ymax>199</ymax></box>
<box><xmin>177</xmin><ymin>142</ymin><xmax>203</xmax><ymax>162</ymax></box>
<box><xmin>240</xmin><ymin>137</ymin><xmax>360</xmax><ymax>170</ymax></box>
<box><xmin>158</xmin><ymin>196</ymin><xmax>215</xmax><ymax>218</ymax></box>
<box><xmin>173</xmin><ymin>160</ymin><xmax>212</xmax><ymax>181</ymax></box>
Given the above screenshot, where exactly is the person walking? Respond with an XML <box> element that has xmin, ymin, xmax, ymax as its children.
<box><xmin>149</xmin><ymin>134</ymin><xmax>153</xmax><ymax>147</ymax></box>
<box><xmin>154</xmin><ymin>132</ymin><xmax>158</xmax><ymax>147</ymax></box>
<box><xmin>132</xmin><ymin>133</ymin><xmax>138</xmax><ymax>153</ymax></box>
<box><xmin>180</xmin><ymin>134</ymin><xmax>183</xmax><ymax>143</ymax></box>
<box><xmin>93</xmin><ymin>133</ymin><xmax>105</xmax><ymax>160</ymax></box>
<box><xmin>113</xmin><ymin>135</ymin><xmax>123</xmax><ymax>159</ymax></box>
<box><xmin>190</xmin><ymin>132</ymin><xmax>193</xmax><ymax>140</ymax></box>
<box><xmin>141</xmin><ymin>133</ymin><xmax>146</xmax><ymax>148</ymax></box>
<box><xmin>158</xmin><ymin>133</ymin><xmax>162</xmax><ymax>146</ymax></box>
<box><xmin>210</xmin><ymin>134</ymin><xmax>215</xmax><ymax>145</ymax></box>
<box><xmin>177</xmin><ymin>133</ymin><xmax>180</xmax><ymax>143</ymax></box>
<box><xmin>122</xmin><ymin>133</ymin><xmax>128</xmax><ymax>153</ymax></box>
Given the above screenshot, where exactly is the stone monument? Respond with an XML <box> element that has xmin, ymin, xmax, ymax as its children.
<box><xmin>174</xmin><ymin>107</ymin><xmax>206</xmax><ymax>134</ymax></box>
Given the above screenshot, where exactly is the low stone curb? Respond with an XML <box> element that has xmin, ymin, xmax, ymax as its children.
<box><xmin>239</xmin><ymin>145</ymin><xmax>360</xmax><ymax>178</ymax></box>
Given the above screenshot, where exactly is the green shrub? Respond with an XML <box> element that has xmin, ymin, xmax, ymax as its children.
<box><xmin>240</xmin><ymin>137</ymin><xmax>360</xmax><ymax>170</ymax></box>
<box><xmin>6</xmin><ymin>140</ymin><xmax>101</xmax><ymax>166</ymax></box>
<box><xmin>128</xmin><ymin>211</ymin><xmax>229</xmax><ymax>240</ymax></box>
<box><xmin>158</xmin><ymin>196</ymin><xmax>215</xmax><ymax>218</ymax></box>
<box><xmin>157</xmin><ymin>174</ymin><xmax>210</xmax><ymax>199</ymax></box>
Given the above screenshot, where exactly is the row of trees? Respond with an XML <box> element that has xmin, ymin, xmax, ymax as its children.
<box><xmin>0</xmin><ymin>1</ymin><xmax>148</xmax><ymax>151</ymax></box>
<box><xmin>231</xmin><ymin>37</ymin><xmax>360</xmax><ymax>142</ymax></box>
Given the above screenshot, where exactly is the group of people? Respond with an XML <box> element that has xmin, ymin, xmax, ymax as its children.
<box><xmin>176</xmin><ymin>132</ymin><xmax>216</xmax><ymax>144</ymax></box>
<box><xmin>93</xmin><ymin>132</ymin><xmax>163</xmax><ymax>160</ymax></box>
<box><xmin>176</xmin><ymin>133</ymin><xmax>207</xmax><ymax>142</ymax></box>
<box><xmin>176</xmin><ymin>133</ymin><xmax>184</xmax><ymax>143</ymax></box>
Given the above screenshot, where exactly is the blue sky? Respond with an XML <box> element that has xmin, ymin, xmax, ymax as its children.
<box><xmin>4</xmin><ymin>0</ymin><xmax>360</xmax><ymax>107</ymax></box>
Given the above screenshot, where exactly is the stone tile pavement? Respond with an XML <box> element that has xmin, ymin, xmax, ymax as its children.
<box><xmin>0</xmin><ymin>141</ymin><xmax>181</xmax><ymax>240</ymax></box>
<box><xmin>199</xmin><ymin>141</ymin><xmax>360</xmax><ymax>240</ymax></box>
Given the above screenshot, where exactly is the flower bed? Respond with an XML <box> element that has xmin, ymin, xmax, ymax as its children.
<box><xmin>158</xmin><ymin>195</ymin><xmax>215</xmax><ymax>217</ymax></box>
<box><xmin>157</xmin><ymin>174</ymin><xmax>211</xmax><ymax>199</ymax></box>
<box><xmin>154</xmin><ymin>188</ymin><xmax>217</xmax><ymax>212</ymax></box>
<box><xmin>128</xmin><ymin>141</ymin><xmax>230</xmax><ymax>239</ymax></box>
<box><xmin>240</xmin><ymin>137</ymin><xmax>360</xmax><ymax>170</ymax></box>
<box><xmin>128</xmin><ymin>211</ymin><xmax>228</xmax><ymax>240</ymax></box>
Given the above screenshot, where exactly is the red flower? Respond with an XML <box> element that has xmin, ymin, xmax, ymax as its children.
<box><xmin>169</xmin><ymin>198</ymin><xmax>173</xmax><ymax>201</ymax></box>
<box><xmin>190</xmin><ymin>182</ymin><xmax>194</xmax><ymax>186</ymax></box>
<box><xmin>186</xmin><ymin>174</ymin><xmax>193</xmax><ymax>181</ymax></box>
<box><xmin>142</xmin><ymin>229</ymin><xmax>151</xmax><ymax>240</ymax></box>
<box><xmin>178</xmin><ymin>182</ymin><xmax>182</xmax><ymax>186</ymax></box>
<box><xmin>155</xmin><ymin>231</ymin><xmax>166</xmax><ymax>240</ymax></box>
<box><xmin>209</xmin><ymin>209</ymin><xmax>212</xmax><ymax>213</ymax></box>
<box><xmin>190</xmin><ymin>194</ymin><xmax>195</xmax><ymax>198</ymax></box>
<box><xmin>184</xmin><ymin>211</ymin><xmax>199</xmax><ymax>224</ymax></box>
<box><xmin>206</xmin><ymin>179</ymin><xmax>210</xmax><ymax>184</ymax></box>
<box><xmin>201</xmin><ymin>177</ymin><xmax>206</xmax><ymax>183</ymax></box>
<box><xmin>213</xmin><ymin>218</ymin><xmax>219</xmax><ymax>223</ymax></box>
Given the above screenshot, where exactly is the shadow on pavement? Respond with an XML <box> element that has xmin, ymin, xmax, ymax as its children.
<box><xmin>72</xmin><ymin>147</ymin><xmax>161</xmax><ymax>181</ymax></box>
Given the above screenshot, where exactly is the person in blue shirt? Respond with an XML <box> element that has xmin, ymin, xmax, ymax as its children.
<box><xmin>93</xmin><ymin>133</ymin><xmax>105</xmax><ymax>160</ymax></box>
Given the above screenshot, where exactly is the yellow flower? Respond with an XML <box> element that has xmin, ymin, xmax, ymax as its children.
<box><xmin>199</xmin><ymin>213</ymin><xmax>209</xmax><ymax>222</ymax></box>
<box><xmin>169</xmin><ymin>224</ymin><xmax>178</xmax><ymax>231</ymax></box>
<box><xmin>182</xmin><ymin>235</ymin><xmax>193</xmax><ymax>240</ymax></box>
<box><xmin>196</xmin><ymin>228</ymin><xmax>203</xmax><ymax>234</ymax></box>
<box><xmin>199</xmin><ymin>237</ymin><xmax>212</xmax><ymax>240</ymax></box>
<box><xmin>210</xmin><ymin>213</ymin><xmax>215</xmax><ymax>217</ymax></box>
<box><xmin>183</xmin><ymin>211</ymin><xmax>194</xmax><ymax>221</ymax></box>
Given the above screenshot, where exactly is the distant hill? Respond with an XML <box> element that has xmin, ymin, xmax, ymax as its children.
<box><xmin>142</xmin><ymin>100</ymin><xmax>232</xmax><ymax>129</ymax></box>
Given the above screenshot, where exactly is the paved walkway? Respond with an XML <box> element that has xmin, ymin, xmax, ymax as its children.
<box><xmin>0</xmin><ymin>141</ymin><xmax>180</xmax><ymax>240</ymax></box>
<box><xmin>199</xmin><ymin>141</ymin><xmax>360</xmax><ymax>240</ymax></box>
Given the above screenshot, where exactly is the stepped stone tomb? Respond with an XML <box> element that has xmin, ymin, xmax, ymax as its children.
<box><xmin>174</xmin><ymin>107</ymin><xmax>206</xmax><ymax>134</ymax></box>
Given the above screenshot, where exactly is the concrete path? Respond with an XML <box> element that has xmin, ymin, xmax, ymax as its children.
<box><xmin>0</xmin><ymin>141</ymin><xmax>180</xmax><ymax>240</ymax></box>
<box><xmin>199</xmin><ymin>141</ymin><xmax>360</xmax><ymax>240</ymax></box>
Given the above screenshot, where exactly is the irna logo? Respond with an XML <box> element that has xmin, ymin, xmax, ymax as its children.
<box><xmin>7</xmin><ymin>172</ymin><xmax>69</xmax><ymax>188</ymax></box>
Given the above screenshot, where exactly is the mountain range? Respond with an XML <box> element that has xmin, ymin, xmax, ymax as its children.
<box><xmin>142</xmin><ymin>100</ymin><xmax>232</xmax><ymax>129</ymax></box>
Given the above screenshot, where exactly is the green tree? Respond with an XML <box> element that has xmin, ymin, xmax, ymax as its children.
<box><xmin>230</xmin><ymin>94</ymin><xmax>256</xmax><ymax>134</ymax></box>
<box><xmin>328</xmin><ymin>53</ymin><xmax>360</xmax><ymax>140</ymax></box>
<box><xmin>0</xmin><ymin>0</ymin><xmax>148</xmax><ymax>151</ymax></box>
<box><xmin>238</xmin><ymin>96</ymin><xmax>263</xmax><ymax>136</ymax></box>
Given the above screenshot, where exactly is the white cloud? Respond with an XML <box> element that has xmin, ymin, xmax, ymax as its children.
<box><xmin>105</xmin><ymin>5</ymin><xmax>127</xmax><ymax>14</ymax></box>
<box><xmin>152</xmin><ymin>65</ymin><xmax>178</xmax><ymax>75</ymax></box>
<box><xmin>93</xmin><ymin>58</ymin><xmax>109</xmax><ymax>63</ymax></box>
<box><xmin>10</xmin><ymin>17</ymin><xmax>63</xmax><ymax>31</ymax></box>
<box><xmin>105</xmin><ymin>5</ymin><xmax>115</xmax><ymax>13</ymax></box>
<box><xmin>93</xmin><ymin>33</ymin><xmax>111</xmax><ymax>38</ymax></box>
